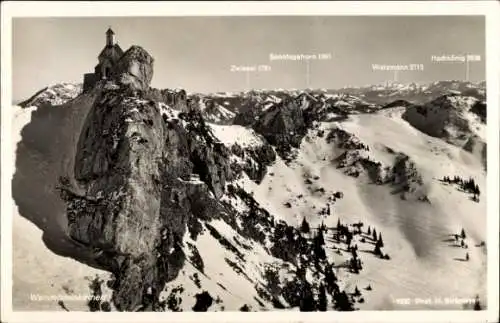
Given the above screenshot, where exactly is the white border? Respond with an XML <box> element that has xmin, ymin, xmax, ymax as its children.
<box><xmin>1</xmin><ymin>1</ymin><xmax>499</xmax><ymax>323</ymax></box>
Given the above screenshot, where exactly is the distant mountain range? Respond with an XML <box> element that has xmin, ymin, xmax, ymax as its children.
<box><xmin>18</xmin><ymin>80</ymin><xmax>486</xmax><ymax>113</ymax></box>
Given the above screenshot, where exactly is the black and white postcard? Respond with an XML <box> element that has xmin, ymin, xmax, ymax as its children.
<box><xmin>1</xmin><ymin>2</ymin><xmax>499</xmax><ymax>323</ymax></box>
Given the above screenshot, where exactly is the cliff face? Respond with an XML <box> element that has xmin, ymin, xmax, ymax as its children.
<box><xmin>401</xmin><ymin>94</ymin><xmax>484</xmax><ymax>143</ymax></box>
<box><xmin>57</xmin><ymin>45</ymin><xmax>363</xmax><ymax>312</ymax></box>
<box><xmin>59</xmin><ymin>47</ymin><xmax>232</xmax><ymax>311</ymax></box>
<box><xmin>253</xmin><ymin>99</ymin><xmax>308</xmax><ymax>161</ymax></box>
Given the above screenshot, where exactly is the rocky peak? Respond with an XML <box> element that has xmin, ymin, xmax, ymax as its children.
<box><xmin>59</xmin><ymin>79</ymin><xmax>233</xmax><ymax>310</ymax></box>
<box><xmin>401</xmin><ymin>94</ymin><xmax>483</xmax><ymax>145</ymax></box>
<box><xmin>114</xmin><ymin>45</ymin><xmax>154</xmax><ymax>93</ymax></box>
<box><xmin>253</xmin><ymin>98</ymin><xmax>307</xmax><ymax>160</ymax></box>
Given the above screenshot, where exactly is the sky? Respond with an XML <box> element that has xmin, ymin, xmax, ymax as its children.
<box><xmin>12</xmin><ymin>16</ymin><xmax>485</xmax><ymax>101</ymax></box>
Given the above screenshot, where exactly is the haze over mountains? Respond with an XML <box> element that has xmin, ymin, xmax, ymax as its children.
<box><xmin>13</xmin><ymin>15</ymin><xmax>486</xmax><ymax>103</ymax></box>
<box><xmin>11</xmin><ymin>44</ymin><xmax>487</xmax><ymax>312</ymax></box>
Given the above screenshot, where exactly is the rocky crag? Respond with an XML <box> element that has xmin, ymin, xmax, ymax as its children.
<box><xmin>57</xmin><ymin>46</ymin><xmax>363</xmax><ymax>311</ymax></box>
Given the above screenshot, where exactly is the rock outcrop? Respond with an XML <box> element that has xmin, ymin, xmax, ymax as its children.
<box><xmin>232</xmin><ymin>98</ymin><xmax>262</xmax><ymax>127</ymax></box>
<box><xmin>463</xmin><ymin>134</ymin><xmax>487</xmax><ymax>170</ymax></box>
<box><xmin>144</xmin><ymin>88</ymin><xmax>188</xmax><ymax>112</ymax></box>
<box><xmin>113</xmin><ymin>46</ymin><xmax>154</xmax><ymax>93</ymax></box>
<box><xmin>388</xmin><ymin>153</ymin><xmax>428</xmax><ymax>201</ymax></box>
<box><xmin>56</xmin><ymin>52</ymin><xmax>361</xmax><ymax>310</ymax></box>
<box><xmin>58</xmin><ymin>48</ymin><xmax>233</xmax><ymax>310</ymax></box>
<box><xmin>327</xmin><ymin>127</ymin><xmax>428</xmax><ymax>201</ymax></box>
<box><xmin>401</xmin><ymin>94</ymin><xmax>482</xmax><ymax>144</ymax></box>
<box><xmin>470</xmin><ymin>100</ymin><xmax>486</xmax><ymax>123</ymax></box>
<box><xmin>230</xmin><ymin>142</ymin><xmax>276</xmax><ymax>183</ymax></box>
<box><xmin>253</xmin><ymin>98</ymin><xmax>308</xmax><ymax>160</ymax></box>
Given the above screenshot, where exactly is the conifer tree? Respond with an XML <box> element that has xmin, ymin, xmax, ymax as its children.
<box><xmin>285</xmin><ymin>226</ymin><xmax>294</xmax><ymax>242</ymax></box>
<box><xmin>461</xmin><ymin>228</ymin><xmax>466</xmax><ymax>240</ymax></box>
<box><xmin>351</xmin><ymin>247</ymin><xmax>358</xmax><ymax>259</ymax></box>
<box><xmin>333</xmin><ymin>291</ymin><xmax>354</xmax><ymax>311</ymax></box>
<box><xmin>473</xmin><ymin>295</ymin><xmax>481</xmax><ymax>310</ymax></box>
<box><xmin>367</xmin><ymin>226</ymin><xmax>371</xmax><ymax>235</ymax></box>
<box><xmin>346</xmin><ymin>232</ymin><xmax>353</xmax><ymax>248</ymax></box>
<box><xmin>299</xmin><ymin>281</ymin><xmax>316</xmax><ymax>311</ymax></box>
<box><xmin>301</xmin><ymin>217</ymin><xmax>310</xmax><ymax>234</ymax></box>
<box><xmin>372</xmin><ymin>228</ymin><xmax>377</xmax><ymax>241</ymax></box>
<box><xmin>378</xmin><ymin>232</ymin><xmax>384</xmax><ymax>247</ymax></box>
<box><xmin>350</xmin><ymin>257</ymin><xmax>359</xmax><ymax>273</ymax></box>
<box><xmin>466</xmin><ymin>252</ymin><xmax>469</xmax><ymax>261</ymax></box>
<box><xmin>324</xmin><ymin>264</ymin><xmax>337</xmax><ymax>293</ymax></box>
<box><xmin>87</xmin><ymin>275</ymin><xmax>104</xmax><ymax>312</ymax></box>
<box><xmin>316</xmin><ymin>229</ymin><xmax>325</xmax><ymax>246</ymax></box>
<box><xmin>337</xmin><ymin>218</ymin><xmax>341</xmax><ymax>229</ymax></box>
<box><xmin>354</xmin><ymin>286</ymin><xmax>361</xmax><ymax>296</ymax></box>
<box><xmin>318</xmin><ymin>283</ymin><xmax>327</xmax><ymax>311</ymax></box>
<box><xmin>314</xmin><ymin>240</ymin><xmax>326</xmax><ymax>260</ymax></box>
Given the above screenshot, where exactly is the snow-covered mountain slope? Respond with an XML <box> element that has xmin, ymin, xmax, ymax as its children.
<box><xmin>401</xmin><ymin>94</ymin><xmax>487</xmax><ymax>170</ymax></box>
<box><xmin>12</xmin><ymin>95</ymin><xmax>487</xmax><ymax>312</ymax></box>
<box><xmin>11</xmin><ymin>72</ymin><xmax>487</xmax><ymax>311</ymax></box>
<box><xmin>18</xmin><ymin>83</ymin><xmax>82</xmax><ymax>108</ymax></box>
<box><xmin>145</xmin><ymin>106</ymin><xmax>487</xmax><ymax>311</ymax></box>
<box><xmin>11</xmin><ymin>105</ymin><xmax>114</xmax><ymax>311</ymax></box>
<box><xmin>210</xmin><ymin>107</ymin><xmax>486</xmax><ymax>310</ymax></box>
<box><xmin>198</xmin><ymin>98</ymin><xmax>237</xmax><ymax>124</ymax></box>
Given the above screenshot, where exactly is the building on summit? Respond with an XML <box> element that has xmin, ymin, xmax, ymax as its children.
<box><xmin>82</xmin><ymin>28</ymin><xmax>188</xmax><ymax>110</ymax></box>
<box><xmin>83</xmin><ymin>28</ymin><xmax>124</xmax><ymax>92</ymax></box>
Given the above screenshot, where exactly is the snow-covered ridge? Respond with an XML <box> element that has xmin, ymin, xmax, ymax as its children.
<box><xmin>209</xmin><ymin>124</ymin><xmax>264</xmax><ymax>148</ymax></box>
<box><xmin>192</xmin><ymin>80</ymin><xmax>486</xmax><ymax>126</ymax></box>
<box><xmin>19</xmin><ymin>83</ymin><xmax>83</xmax><ymax>108</ymax></box>
<box><xmin>335</xmin><ymin>80</ymin><xmax>486</xmax><ymax>105</ymax></box>
<box><xmin>402</xmin><ymin>93</ymin><xmax>486</xmax><ymax>147</ymax></box>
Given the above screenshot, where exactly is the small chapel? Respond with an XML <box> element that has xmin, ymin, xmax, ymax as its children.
<box><xmin>83</xmin><ymin>28</ymin><xmax>124</xmax><ymax>92</ymax></box>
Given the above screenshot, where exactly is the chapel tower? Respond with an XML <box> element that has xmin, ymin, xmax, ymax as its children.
<box><xmin>106</xmin><ymin>27</ymin><xmax>115</xmax><ymax>46</ymax></box>
<box><xmin>83</xmin><ymin>27</ymin><xmax>124</xmax><ymax>92</ymax></box>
